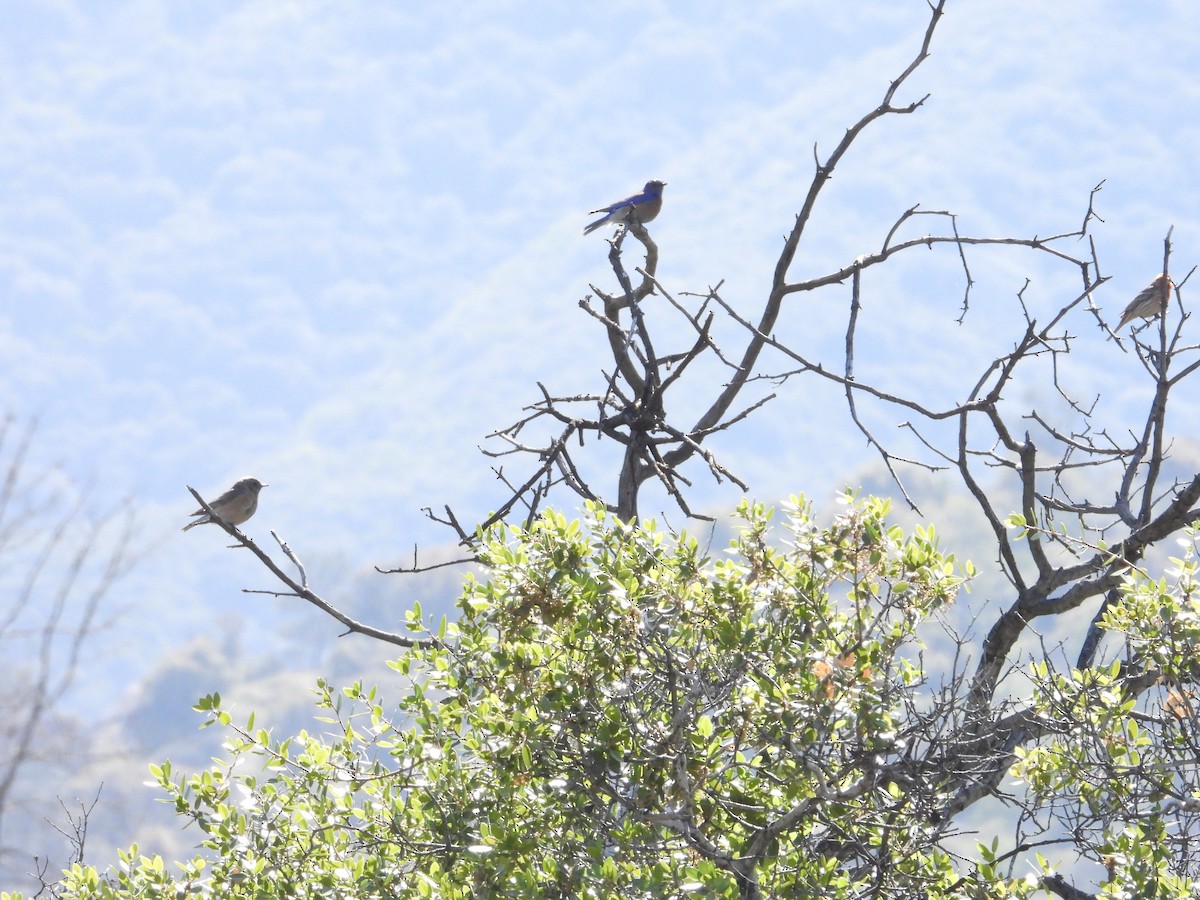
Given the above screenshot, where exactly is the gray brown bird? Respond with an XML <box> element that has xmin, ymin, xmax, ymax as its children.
<box><xmin>183</xmin><ymin>477</ymin><xmax>267</xmax><ymax>531</ymax></box>
<box><xmin>1114</xmin><ymin>273</ymin><xmax>1173</xmax><ymax>332</ymax></box>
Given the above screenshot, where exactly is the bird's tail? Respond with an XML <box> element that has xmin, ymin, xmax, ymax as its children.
<box><xmin>583</xmin><ymin>216</ymin><xmax>608</xmax><ymax>235</ymax></box>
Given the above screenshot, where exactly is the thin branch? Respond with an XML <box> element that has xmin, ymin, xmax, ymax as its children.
<box><xmin>186</xmin><ymin>487</ymin><xmax>437</xmax><ymax>649</ymax></box>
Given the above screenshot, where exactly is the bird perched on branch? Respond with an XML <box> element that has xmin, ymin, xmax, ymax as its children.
<box><xmin>183</xmin><ymin>476</ymin><xmax>267</xmax><ymax>531</ymax></box>
<box><xmin>584</xmin><ymin>180</ymin><xmax>666</xmax><ymax>235</ymax></box>
<box><xmin>1113</xmin><ymin>273</ymin><xmax>1173</xmax><ymax>333</ymax></box>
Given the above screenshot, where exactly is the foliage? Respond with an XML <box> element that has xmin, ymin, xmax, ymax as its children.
<box><xmin>1006</xmin><ymin>531</ymin><xmax>1200</xmax><ymax>900</ymax></box>
<box><xmin>29</xmin><ymin>496</ymin><xmax>986</xmax><ymax>899</ymax></box>
<box><xmin>10</xmin><ymin>505</ymin><xmax>1200</xmax><ymax>899</ymax></box>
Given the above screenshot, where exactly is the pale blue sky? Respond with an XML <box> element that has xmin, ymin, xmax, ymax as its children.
<box><xmin>1</xmin><ymin>0</ymin><xmax>1199</xmax><ymax>881</ymax></box>
<box><xmin>3</xmin><ymin>0</ymin><xmax>1198</xmax><ymax>686</ymax></box>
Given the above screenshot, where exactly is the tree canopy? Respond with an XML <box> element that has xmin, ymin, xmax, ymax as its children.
<box><xmin>32</xmin><ymin>499</ymin><xmax>1200</xmax><ymax>898</ymax></box>
<box><xmin>50</xmin><ymin>498</ymin><xmax>979</xmax><ymax>898</ymax></box>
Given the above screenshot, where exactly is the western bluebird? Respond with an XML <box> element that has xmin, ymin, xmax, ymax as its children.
<box><xmin>183</xmin><ymin>477</ymin><xmax>267</xmax><ymax>531</ymax></box>
<box><xmin>1114</xmin><ymin>273</ymin><xmax>1173</xmax><ymax>332</ymax></box>
<box><xmin>584</xmin><ymin>180</ymin><xmax>666</xmax><ymax>235</ymax></box>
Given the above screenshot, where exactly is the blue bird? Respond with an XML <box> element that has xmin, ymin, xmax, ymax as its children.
<box><xmin>584</xmin><ymin>180</ymin><xmax>666</xmax><ymax>235</ymax></box>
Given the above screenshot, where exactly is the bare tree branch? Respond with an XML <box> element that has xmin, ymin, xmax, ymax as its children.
<box><xmin>186</xmin><ymin>487</ymin><xmax>438</xmax><ymax>649</ymax></box>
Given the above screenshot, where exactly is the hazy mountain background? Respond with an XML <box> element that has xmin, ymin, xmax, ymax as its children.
<box><xmin>2</xmin><ymin>0</ymin><xmax>1198</xmax><ymax>891</ymax></box>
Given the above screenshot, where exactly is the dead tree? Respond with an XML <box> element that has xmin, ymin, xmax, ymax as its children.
<box><xmin>436</xmin><ymin>0</ymin><xmax>1104</xmax><ymax>533</ymax></box>
<box><xmin>0</xmin><ymin>417</ymin><xmax>136</xmax><ymax>887</ymax></box>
